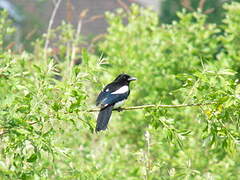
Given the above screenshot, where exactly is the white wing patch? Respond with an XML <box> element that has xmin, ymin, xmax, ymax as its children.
<box><xmin>111</xmin><ymin>85</ymin><xmax>129</xmax><ymax>94</ymax></box>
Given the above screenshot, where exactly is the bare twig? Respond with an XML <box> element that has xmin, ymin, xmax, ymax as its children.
<box><xmin>198</xmin><ymin>0</ymin><xmax>206</xmax><ymax>10</ymax></box>
<box><xmin>26</xmin><ymin>28</ymin><xmax>37</xmax><ymax>40</ymax></box>
<box><xmin>204</xmin><ymin>8</ymin><xmax>215</xmax><ymax>14</ymax></box>
<box><xmin>83</xmin><ymin>15</ymin><xmax>103</xmax><ymax>24</ymax></box>
<box><xmin>88</xmin><ymin>33</ymin><xmax>106</xmax><ymax>51</ymax></box>
<box><xmin>181</xmin><ymin>0</ymin><xmax>194</xmax><ymax>11</ymax></box>
<box><xmin>66</xmin><ymin>0</ymin><xmax>73</xmax><ymax>23</ymax></box>
<box><xmin>88</xmin><ymin>102</ymin><xmax>216</xmax><ymax>112</ymax></box>
<box><xmin>0</xmin><ymin>130</ymin><xmax>7</xmax><ymax>137</ymax></box>
<box><xmin>91</xmin><ymin>34</ymin><xmax>106</xmax><ymax>43</ymax></box>
<box><xmin>70</xmin><ymin>9</ymin><xmax>88</xmax><ymax>69</ymax></box>
<box><xmin>5</xmin><ymin>42</ymin><xmax>16</xmax><ymax>50</ymax></box>
<box><xmin>44</xmin><ymin>0</ymin><xmax>62</xmax><ymax>58</ymax></box>
<box><xmin>117</xmin><ymin>0</ymin><xmax>130</xmax><ymax>13</ymax></box>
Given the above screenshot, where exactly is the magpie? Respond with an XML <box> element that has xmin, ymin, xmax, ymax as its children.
<box><xmin>95</xmin><ymin>74</ymin><xmax>137</xmax><ymax>132</ymax></box>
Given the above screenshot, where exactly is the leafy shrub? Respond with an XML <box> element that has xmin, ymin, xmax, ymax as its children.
<box><xmin>98</xmin><ymin>3</ymin><xmax>240</xmax><ymax>179</ymax></box>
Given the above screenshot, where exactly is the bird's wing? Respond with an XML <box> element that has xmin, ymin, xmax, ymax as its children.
<box><xmin>102</xmin><ymin>93</ymin><xmax>128</xmax><ymax>106</ymax></box>
<box><xmin>96</xmin><ymin>91</ymin><xmax>129</xmax><ymax>107</ymax></box>
<box><xmin>96</xmin><ymin>83</ymin><xmax>115</xmax><ymax>106</ymax></box>
<box><xmin>96</xmin><ymin>81</ymin><xmax>130</xmax><ymax>106</ymax></box>
<box><xmin>96</xmin><ymin>90</ymin><xmax>108</xmax><ymax>106</ymax></box>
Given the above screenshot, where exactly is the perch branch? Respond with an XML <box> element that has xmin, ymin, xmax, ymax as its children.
<box><xmin>88</xmin><ymin>102</ymin><xmax>216</xmax><ymax>112</ymax></box>
<box><xmin>0</xmin><ymin>102</ymin><xmax>217</xmax><ymax>137</ymax></box>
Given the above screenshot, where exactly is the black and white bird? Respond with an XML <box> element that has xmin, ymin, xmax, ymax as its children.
<box><xmin>95</xmin><ymin>74</ymin><xmax>137</xmax><ymax>132</ymax></box>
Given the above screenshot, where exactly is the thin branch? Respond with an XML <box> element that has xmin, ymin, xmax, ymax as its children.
<box><xmin>117</xmin><ymin>0</ymin><xmax>130</xmax><ymax>13</ymax></box>
<box><xmin>198</xmin><ymin>0</ymin><xmax>206</xmax><ymax>10</ymax></box>
<box><xmin>0</xmin><ymin>130</ymin><xmax>8</xmax><ymax>137</ymax></box>
<box><xmin>44</xmin><ymin>0</ymin><xmax>62</xmax><ymax>58</ymax></box>
<box><xmin>66</xmin><ymin>0</ymin><xmax>73</xmax><ymax>23</ymax></box>
<box><xmin>88</xmin><ymin>102</ymin><xmax>216</xmax><ymax>112</ymax></box>
<box><xmin>70</xmin><ymin>9</ymin><xmax>88</xmax><ymax>69</ymax></box>
<box><xmin>0</xmin><ymin>102</ymin><xmax>217</xmax><ymax>137</ymax></box>
<box><xmin>181</xmin><ymin>0</ymin><xmax>194</xmax><ymax>11</ymax></box>
<box><xmin>83</xmin><ymin>15</ymin><xmax>104</xmax><ymax>24</ymax></box>
<box><xmin>204</xmin><ymin>8</ymin><xmax>215</xmax><ymax>15</ymax></box>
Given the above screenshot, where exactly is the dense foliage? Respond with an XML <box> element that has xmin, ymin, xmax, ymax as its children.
<box><xmin>1</xmin><ymin>2</ymin><xmax>240</xmax><ymax>179</ymax></box>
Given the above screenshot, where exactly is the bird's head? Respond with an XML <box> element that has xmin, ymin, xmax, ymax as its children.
<box><xmin>114</xmin><ymin>74</ymin><xmax>137</xmax><ymax>84</ymax></box>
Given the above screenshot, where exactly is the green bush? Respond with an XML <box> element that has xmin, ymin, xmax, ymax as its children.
<box><xmin>0</xmin><ymin>2</ymin><xmax>240</xmax><ymax>179</ymax></box>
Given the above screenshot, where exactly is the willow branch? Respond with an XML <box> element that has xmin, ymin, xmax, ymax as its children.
<box><xmin>0</xmin><ymin>102</ymin><xmax>216</xmax><ymax>137</ymax></box>
<box><xmin>88</xmin><ymin>102</ymin><xmax>216</xmax><ymax>112</ymax></box>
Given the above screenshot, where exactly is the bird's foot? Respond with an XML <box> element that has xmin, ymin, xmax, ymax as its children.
<box><xmin>116</xmin><ymin>107</ymin><xmax>123</xmax><ymax>112</ymax></box>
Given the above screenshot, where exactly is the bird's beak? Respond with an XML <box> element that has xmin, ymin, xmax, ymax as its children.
<box><xmin>128</xmin><ymin>76</ymin><xmax>137</xmax><ymax>81</ymax></box>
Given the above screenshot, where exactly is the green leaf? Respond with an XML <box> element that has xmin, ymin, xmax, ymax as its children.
<box><xmin>82</xmin><ymin>48</ymin><xmax>89</xmax><ymax>65</ymax></box>
<box><xmin>27</xmin><ymin>153</ymin><xmax>38</xmax><ymax>163</ymax></box>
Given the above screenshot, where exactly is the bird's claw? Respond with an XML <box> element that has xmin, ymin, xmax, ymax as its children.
<box><xmin>116</xmin><ymin>107</ymin><xmax>123</xmax><ymax>112</ymax></box>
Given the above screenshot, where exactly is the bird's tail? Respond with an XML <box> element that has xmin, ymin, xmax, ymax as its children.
<box><xmin>95</xmin><ymin>105</ymin><xmax>113</xmax><ymax>132</ymax></box>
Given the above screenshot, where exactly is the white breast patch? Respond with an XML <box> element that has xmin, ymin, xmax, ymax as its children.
<box><xmin>111</xmin><ymin>85</ymin><xmax>129</xmax><ymax>94</ymax></box>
